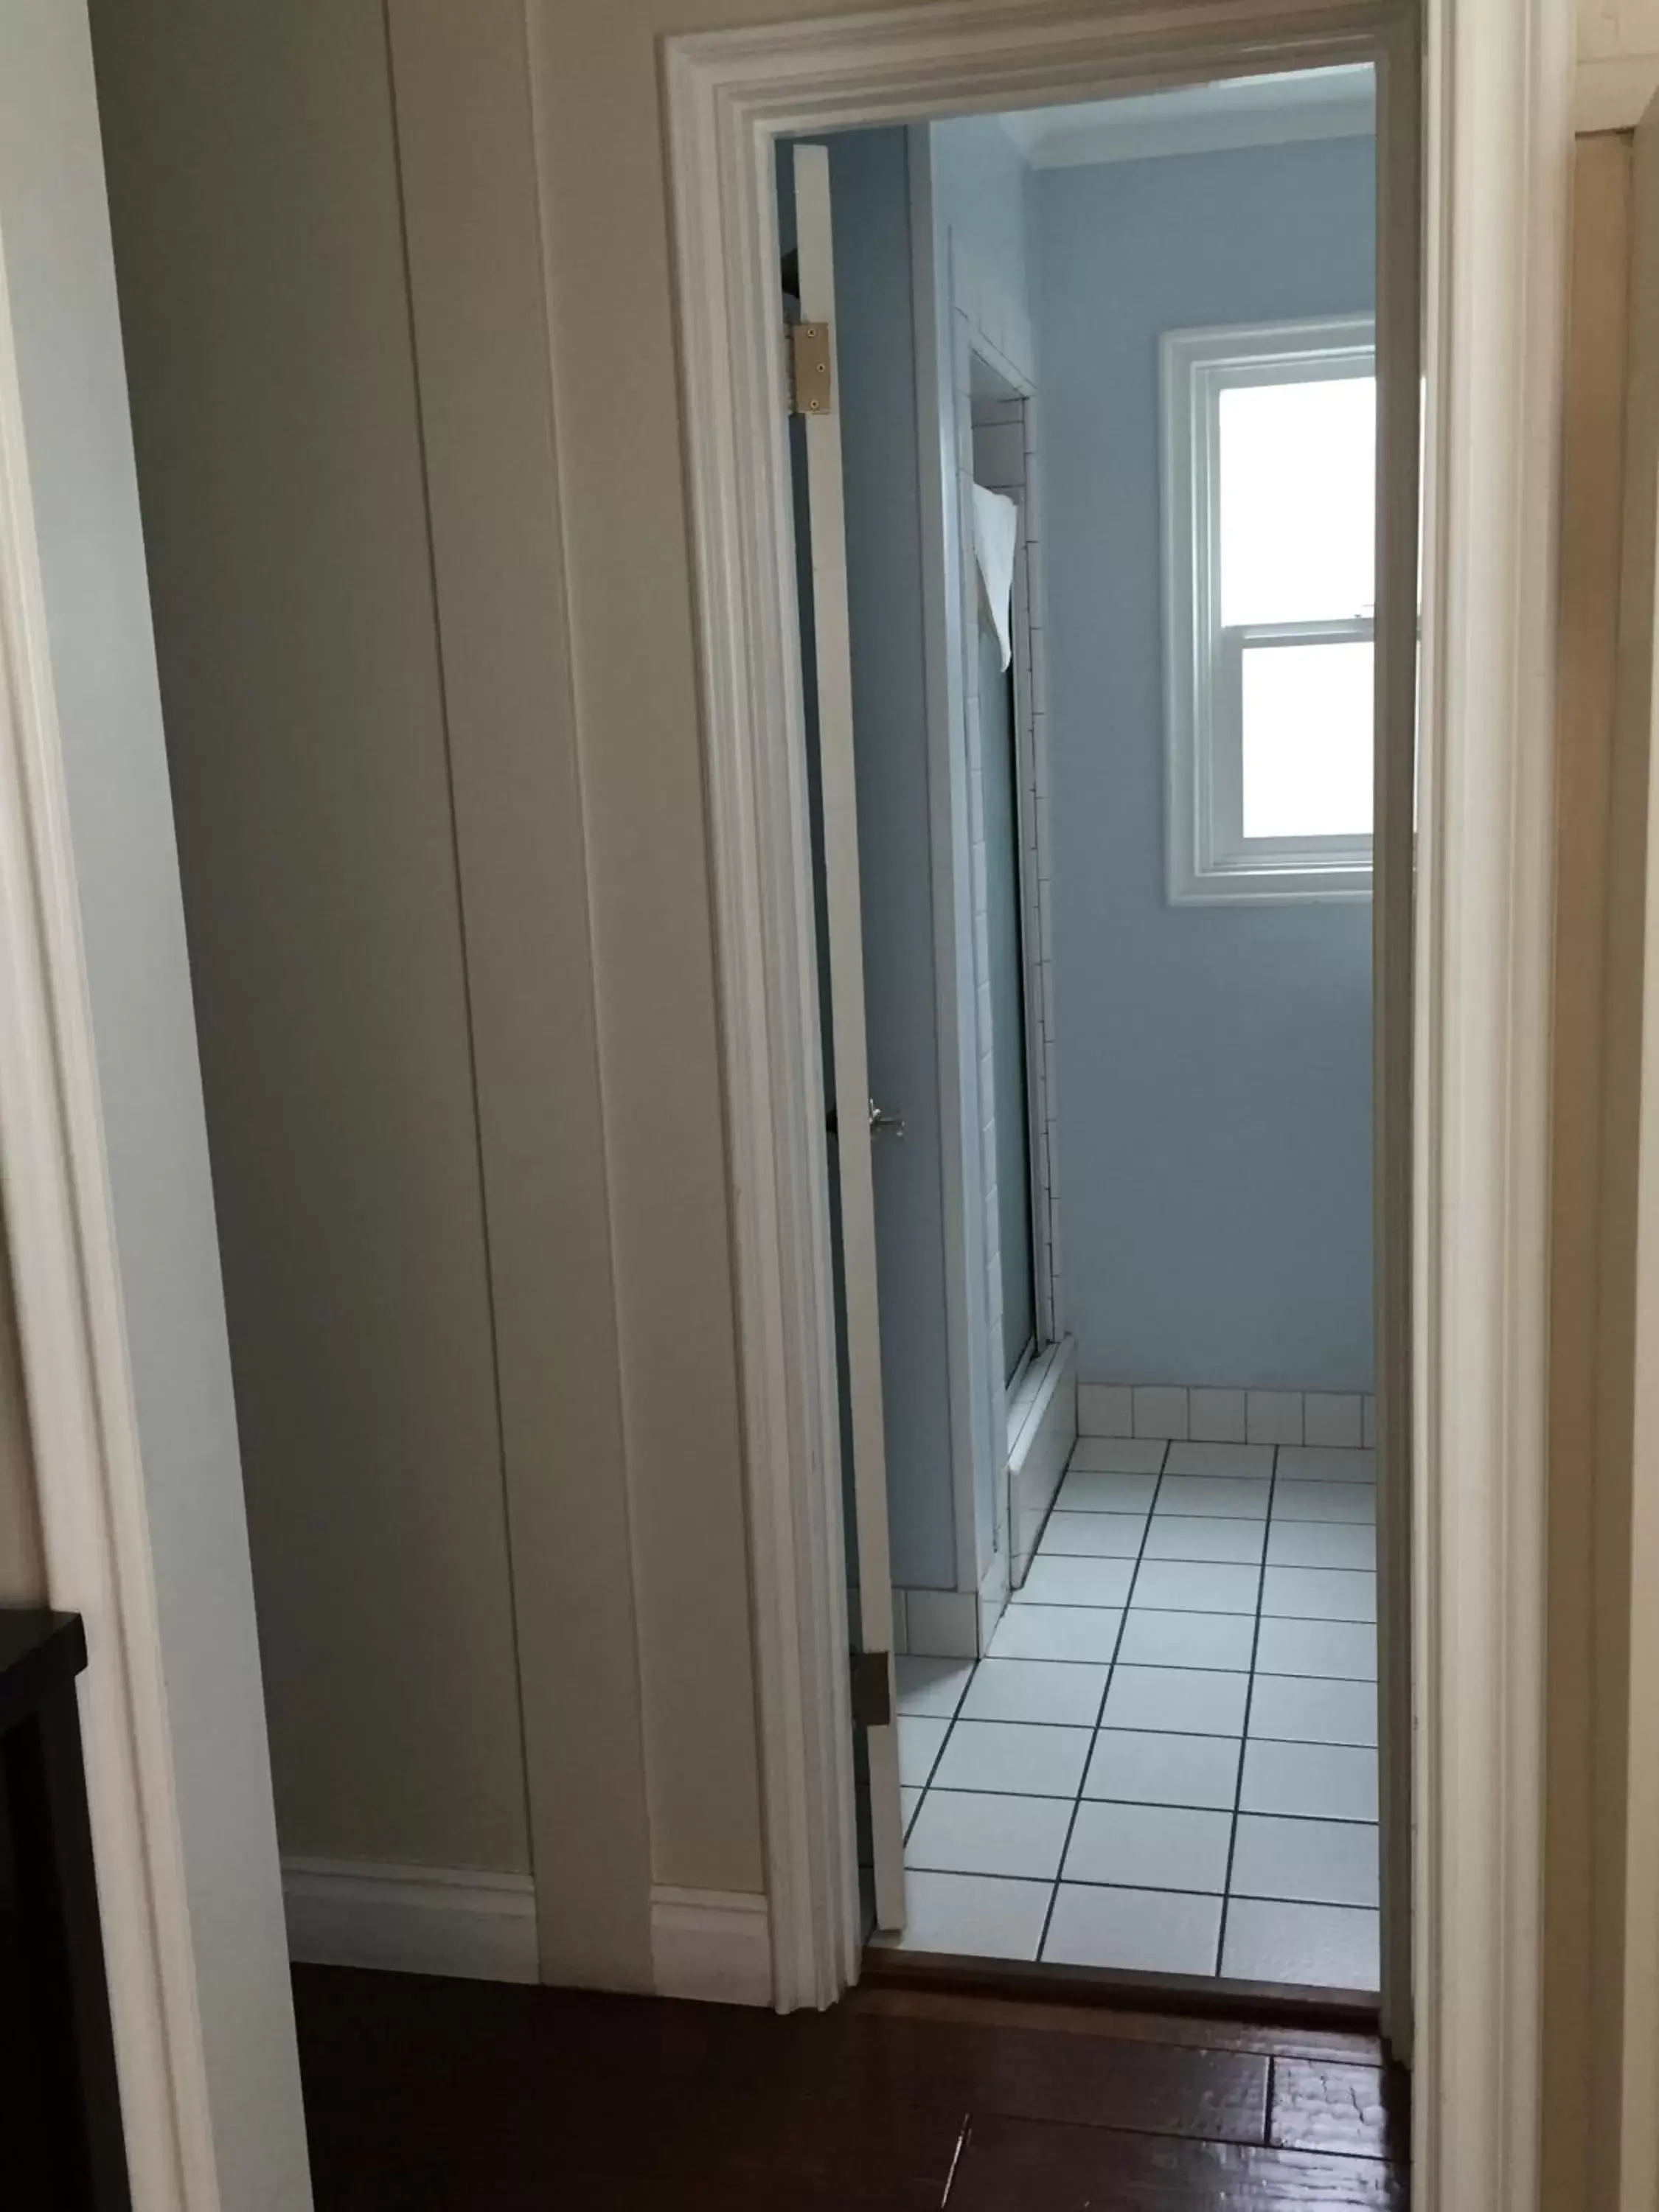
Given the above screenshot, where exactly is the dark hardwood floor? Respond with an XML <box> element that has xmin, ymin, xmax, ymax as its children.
<box><xmin>291</xmin><ymin>1964</ymin><xmax>1409</xmax><ymax>2209</ymax></box>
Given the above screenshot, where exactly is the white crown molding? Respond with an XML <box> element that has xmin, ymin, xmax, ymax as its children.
<box><xmin>995</xmin><ymin>71</ymin><xmax>1376</xmax><ymax>169</ymax></box>
<box><xmin>650</xmin><ymin>1887</ymin><xmax>772</xmax><ymax>2007</ymax></box>
<box><xmin>282</xmin><ymin>1860</ymin><xmax>538</xmax><ymax>1984</ymax></box>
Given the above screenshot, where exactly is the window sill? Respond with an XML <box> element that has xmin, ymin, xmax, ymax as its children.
<box><xmin>1169</xmin><ymin>859</ymin><xmax>1373</xmax><ymax>908</ymax></box>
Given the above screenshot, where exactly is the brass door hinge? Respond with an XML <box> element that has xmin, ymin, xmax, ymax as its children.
<box><xmin>849</xmin><ymin>1648</ymin><xmax>892</xmax><ymax>1729</ymax></box>
<box><xmin>789</xmin><ymin>319</ymin><xmax>833</xmax><ymax>416</ymax></box>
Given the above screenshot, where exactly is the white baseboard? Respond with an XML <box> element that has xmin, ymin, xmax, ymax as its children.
<box><xmin>282</xmin><ymin>1857</ymin><xmax>538</xmax><ymax>1983</ymax></box>
<box><xmin>650</xmin><ymin>1886</ymin><xmax>771</xmax><ymax>2006</ymax></box>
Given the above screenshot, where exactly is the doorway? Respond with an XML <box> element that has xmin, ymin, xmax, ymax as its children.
<box><xmin>665</xmin><ymin>10</ymin><xmax>1561</xmax><ymax>2199</ymax></box>
<box><xmin>783</xmin><ymin>72</ymin><xmax>1393</xmax><ymax>1997</ymax></box>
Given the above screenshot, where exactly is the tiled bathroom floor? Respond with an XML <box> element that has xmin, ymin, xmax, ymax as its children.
<box><xmin>880</xmin><ymin>1436</ymin><xmax>1379</xmax><ymax>1990</ymax></box>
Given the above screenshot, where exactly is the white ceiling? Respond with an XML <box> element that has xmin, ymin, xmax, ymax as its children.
<box><xmin>994</xmin><ymin>66</ymin><xmax>1375</xmax><ymax>170</ymax></box>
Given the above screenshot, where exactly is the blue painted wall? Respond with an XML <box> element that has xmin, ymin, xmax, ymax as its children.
<box><xmin>1034</xmin><ymin>136</ymin><xmax>1377</xmax><ymax>1391</ymax></box>
<box><xmin>931</xmin><ymin>116</ymin><xmax>1037</xmax><ymax>327</ymax></box>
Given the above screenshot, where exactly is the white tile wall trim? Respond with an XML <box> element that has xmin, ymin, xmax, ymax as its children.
<box><xmin>1009</xmin><ymin>1336</ymin><xmax>1077</xmax><ymax>1587</ymax></box>
<box><xmin>978</xmin><ymin>1540</ymin><xmax>1012</xmax><ymax>1652</ymax></box>
<box><xmin>650</xmin><ymin>1886</ymin><xmax>773</xmax><ymax>2007</ymax></box>
<box><xmin>282</xmin><ymin>1859</ymin><xmax>538</xmax><ymax>1984</ymax></box>
<box><xmin>899</xmin><ymin>1586</ymin><xmax>981</xmax><ymax>1658</ymax></box>
<box><xmin>1079</xmin><ymin>1382</ymin><xmax>1376</xmax><ymax>1445</ymax></box>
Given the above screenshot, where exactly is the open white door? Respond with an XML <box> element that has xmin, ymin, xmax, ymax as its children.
<box><xmin>792</xmin><ymin>142</ymin><xmax>906</xmax><ymax>1934</ymax></box>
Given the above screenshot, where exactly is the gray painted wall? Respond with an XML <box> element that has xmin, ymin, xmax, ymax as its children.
<box><xmin>91</xmin><ymin>0</ymin><xmax>533</xmax><ymax>1875</ymax></box>
<box><xmin>1034</xmin><ymin>136</ymin><xmax>1377</xmax><ymax>1393</ymax></box>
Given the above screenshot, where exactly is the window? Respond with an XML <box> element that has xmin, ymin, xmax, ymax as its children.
<box><xmin>1161</xmin><ymin>316</ymin><xmax>1376</xmax><ymax>904</ymax></box>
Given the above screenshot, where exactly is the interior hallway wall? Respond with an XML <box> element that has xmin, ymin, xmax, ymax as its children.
<box><xmin>88</xmin><ymin>0</ymin><xmax>532</xmax><ymax>1879</ymax></box>
<box><xmin>1034</xmin><ymin>134</ymin><xmax>1377</xmax><ymax>1394</ymax></box>
<box><xmin>69</xmin><ymin>0</ymin><xmax>1651</xmax><ymax>2041</ymax></box>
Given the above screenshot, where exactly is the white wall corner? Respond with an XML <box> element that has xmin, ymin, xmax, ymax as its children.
<box><xmin>1577</xmin><ymin>0</ymin><xmax>1659</xmax><ymax>123</ymax></box>
<box><xmin>650</xmin><ymin>1887</ymin><xmax>773</xmax><ymax>2007</ymax></box>
<box><xmin>282</xmin><ymin>1859</ymin><xmax>538</xmax><ymax>1984</ymax></box>
<box><xmin>1577</xmin><ymin>51</ymin><xmax>1659</xmax><ymax>124</ymax></box>
<box><xmin>900</xmin><ymin>1585</ymin><xmax>981</xmax><ymax>1657</ymax></box>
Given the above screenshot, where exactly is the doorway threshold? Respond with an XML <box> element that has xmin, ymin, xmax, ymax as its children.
<box><xmin>860</xmin><ymin>1943</ymin><xmax>1380</xmax><ymax>2035</ymax></box>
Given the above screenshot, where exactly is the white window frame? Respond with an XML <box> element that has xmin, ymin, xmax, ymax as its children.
<box><xmin>1161</xmin><ymin>314</ymin><xmax>1377</xmax><ymax>906</ymax></box>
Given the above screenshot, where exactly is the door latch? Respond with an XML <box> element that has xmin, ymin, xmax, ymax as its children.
<box><xmin>868</xmin><ymin>1099</ymin><xmax>905</xmax><ymax>1139</ymax></box>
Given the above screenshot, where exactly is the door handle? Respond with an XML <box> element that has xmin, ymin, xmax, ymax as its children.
<box><xmin>869</xmin><ymin>1099</ymin><xmax>905</xmax><ymax>1139</ymax></box>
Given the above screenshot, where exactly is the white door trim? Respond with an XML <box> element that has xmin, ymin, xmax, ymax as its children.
<box><xmin>1410</xmin><ymin>1</ymin><xmax>1570</xmax><ymax>2202</ymax></box>
<box><xmin>664</xmin><ymin>7</ymin><xmax>1567</xmax><ymax>2209</ymax></box>
<box><xmin>0</xmin><ymin>220</ymin><xmax>215</xmax><ymax>2206</ymax></box>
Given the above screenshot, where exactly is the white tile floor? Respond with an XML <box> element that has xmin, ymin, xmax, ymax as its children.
<box><xmin>880</xmin><ymin>1436</ymin><xmax>1380</xmax><ymax>1989</ymax></box>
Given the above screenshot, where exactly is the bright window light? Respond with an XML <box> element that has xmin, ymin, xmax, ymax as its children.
<box><xmin>1220</xmin><ymin>378</ymin><xmax>1375</xmax><ymax>627</ymax></box>
<box><xmin>1161</xmin><ymin>315</ymin><xmax>1377</xmax><ymax>903</ymax></box>
<box><xmin>1240</xmin><ymin>639</ymin><xmax>1374</xmax><ymax>839</ymax></box>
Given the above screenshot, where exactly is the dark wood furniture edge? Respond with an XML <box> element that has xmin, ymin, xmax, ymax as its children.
<box><xmin>0</xmin><ymin>1609</ymin><xmax>88</xmax><ymax>1736</ymax></box>
<box><xmin>1</xmin><ymin>1605</ymin><xmax>131</xmax><ymax>2209</ymax></box>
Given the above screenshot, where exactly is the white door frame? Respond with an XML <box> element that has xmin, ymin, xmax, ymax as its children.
<box><xmin>0</xmin><ymin>208</ymin><xmax>292</xmax><ymax>2212</ymax></box>
<box><xmin>0</xmin><ymin>223</ymin><xmax>203</xmax><ymax>2212</ymax></box>
<box><xmin>664</xmin><ymin>10</ymin><xmax>1568</xmax><ymax>2212</ymax></box>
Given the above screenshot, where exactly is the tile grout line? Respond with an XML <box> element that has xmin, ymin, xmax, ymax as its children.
<box><xmin>905</xmin><ymin>1664</ymin><xmax>975</xmax><ymax>1842</ymax></box>
<box><xmin>1020</xmin><ymin>1600</ymin><xmax>1374</xmax><ymax>1626</ymax></box>
<box><xmin>904</xmin><ymin>1714</ymin><xmax>1374</xmax><ymax>1738</ymax></box>
<box><xmin>1034</xmin><ymin>1438</ymin><xmax>1167</xmax><ymax>1962</ymax></box>
<box><xmin>901</xmin><ymin>1866</ymin><xmax>1377</xmax><ymax>1903</ymax></box>
<box><xmin>907</xmin><ymin>1778</ymin><xmax>1380</xmax><ymax>1818</ymax></box>
<box><xmin>897</xmin><ymin>1450</ymin><xmax>1377</xmax><ymax>1964</ymax></box>
<box><xmin>958</xmin><ymin>1646</ymin><xmax>1374</xmax><ymax>1683</ymax></box>
<box><xmin>1214</xmin><ymin>1443</ymin><xmax>1277</xmax><ymax>1975</ymax></box>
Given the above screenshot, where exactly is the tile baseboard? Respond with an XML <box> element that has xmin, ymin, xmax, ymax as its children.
<box><xmin>895</xmin><ymin>1342</ymin><xmax>1079</xmax><ymax>1658</ymax></box>
<box><xmin>978</xmin><ymin>1543</ymin><xmax>1011</xmax><ymax>1654</ymax></box>
<box><xmin>894</xmin><ymin>1586</ymin><xmax>979</xmax><ymax>1660</ymax></box>
<box><xmin>1078</xmin><ymin>1382</ymin><xmax>1377</xmax><ymax>1450</ymax></box>
<box><xmin>650</xmin><ymin>1886</ymin><xmax>771</xmax><ymax>2007</ymax></box>
<box><xmin>283</xmin><ymin>1857</ymin><xmax>538</xmax><ymax>1983</ymax></box>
